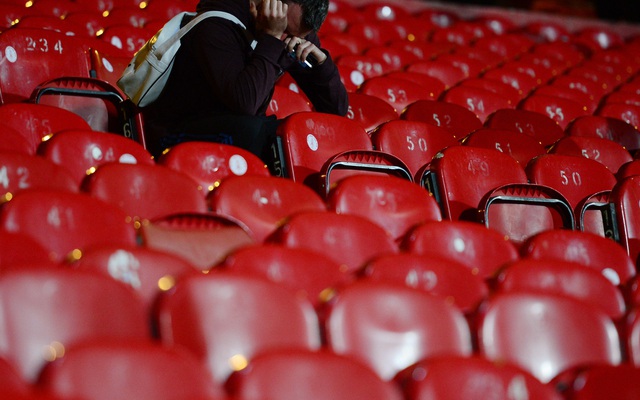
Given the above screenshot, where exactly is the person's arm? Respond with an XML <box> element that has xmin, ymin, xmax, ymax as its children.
<box><xmin>285</xmin><ymin>32</ymin><xmax>349</xmax><ymax>116</ymax></box>
<box><xmin>191</xmin><ymin>1</ymin><xmax>288</xmax><ymax>115</ymax></box>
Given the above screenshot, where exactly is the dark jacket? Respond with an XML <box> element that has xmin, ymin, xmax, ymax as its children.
<box><xmin>145</xmin><ymin>0</ymin><xmax>348</xmax><ymax>133</ymax></box>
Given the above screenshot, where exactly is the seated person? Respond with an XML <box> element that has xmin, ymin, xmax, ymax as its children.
<box><xmin>142</xmin><ymin>0</ymin><xmax>349</xmax><ymax>162</ymax></box>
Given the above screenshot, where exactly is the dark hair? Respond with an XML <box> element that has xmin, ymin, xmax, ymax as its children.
<box><xmin>288</xmin><ymin>0</ymin><xmax>329</xmax><ymax>32</ymax></box>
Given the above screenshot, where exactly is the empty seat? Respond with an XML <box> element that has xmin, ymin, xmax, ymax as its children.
<box><xmin>225</xmin><ymin>349</ymin><xmax>404</xmax><ymax>400</ymax></box>
<box><xmin>494</xmin><ymin>259</ymin><xmax>626</xmax><ymax>319</ymax></box>
<box><xmin>401</xmin><ymin>220</ymin><xmax>519</xmax><ymax>280</ymax></box>
<box><xmin>139</xmin><ymin>213</ymin><xmax>254</xmax><ymax>272</ymax></box>
<box><xmin>37</xmin><ymin>129</ymin><xmax>154</xmax><ymax>187</ymax></box>
<box><xmin>550</xmin><ymin>135</ymin><xmax>633</xmax><ymax>174</ymax></box>
<box><xmin>566</xmin><ymin>115</ymin><xmax>640</xmax><ymax>154</ymax></box>
<box><xmin>274</xmin><ymin>111</ymin><xmax>411</xmax><ymax>191</ymax></box>
<box><xmin>520</xmin><ymin>229</ymin><xmax>635</xmax><ymax>286</ymax></box>
<box><xmin>0</xmin><ymin>152</ymin><xmax>78</xmax><ymax>196</ymax></box>
<box><xmin>360</xmin><ymin>253</ymin><xmax>489</xmax><ymax>314</ymax></box>
<box><xmin>38</xmin><ymin>339</ymin><xmax>221</xmax><ymax>400</ymax></box>
<box><xmin>396</xmin><ymin>355</ymin><xmax>563</xmax><ymax>400</ymax></box>
<box><xmin>82</xmin><ymin>163</ymin><xmax>208</xmax><ymax>221</ymax></box>
<box><xmin>553</xmin><ymin>364</ymin><xmax>640</xmax><ymax>400</ymax></box>
<box><xmin>597</xmin><ymin>103</ymin><xmax>640</xmax><ymax>130</ymax></box>
<box><xmin>0</xmin><ymin>267</ymin><xmax>148</xmax><ymax>382</ymax></box>
<box><xmin>519</xmin><ymin>94</ymin><xmax>590</xmax><ymax>130</ymax></box>
<box><xmin>0</xmin><ymin>103</ymin><xmax>92</xmax><ymax>154</ymax></box>
<box><xmin>268</xmin><ymin>211</ymin><xmax>398</xmax><ymax>273</ymax></box>
<box><xmin>266</xmin><ymin>85</ymin><xmax>312</xmax><ymax>119</ymax></box>
<box><xmin>371</xmin><ymin>119</ymin><xmax>459</xmax><ymax>180</ymax></box>
<box><xmin>462</xmin><ymin>127</ymin><xmax>546</xmax><ymax>166</ymax></box>
<box><xmin>325</xmin><ymin>174</ymin><xmax>441</xmax><ymax>241</ymax></box>
<box><xmin>485</xmin><ymin>108</ymin><xmax>565</xmax><ymax>147</ymax></box>
<box><xmin>526</xmin><ymin>154</ymin><xmax>617</xmax><ymax>235</ymax></box>
<box><xmin>358</xmin><ymin>75</ymin><xmax>437</xmax><ymax>115</ymax></box>
<box><xmin>70</xmin><ymin>244</ymin><xmax>200</xmax><ymax>312</ymax></box>
<box><xmin>478</xmin><ymin>292</ymin><xmax>622</xmax><ymax>383</ymax></box>
<box><xmin>155</xmin><ymin>272</ymin><xmax>321</xmax><ymax>386</ymax></box>
<box><xmin>0</xmin><ymin>189</ymin><xmax>137</xmax><ymax>262</ymax></box>
<box><xmin>157</xmin><ymin>141</ymin><xmax>270</xmax><ymax>193</ymax></box>
<box><xmin>610</xmin><ymin>176</ymin><xmax>640</xmax><ymax>264</ymax></box>
<box><xmin>440</xmin><ymin>85</ymin><xmax>513</xmax><ymax>123</ymax></box>
<box><xmin>0</xmin><ymin>28</ymin><xmax>91</xmax><ymax>103</ymax></box>
<box><xmin>344</xmin><ymin>92</ymin><xmax>398</xmax><ymax>134</ymax></box>
<box><xmin>402</xmin><ymin>99</ymin><xmax>483</xmax><ymax>139</ymax></box>
<box><xmin>323</xmin><ymin>281</ymin><xmax>473</xmax><ymax>380</ymax></box>
<box><xmin>217</xmin><ymin>244</ymin><xmax>353</xmax><ymax>308</ymax></box>
<box><xmin>208</xmin><ymin>175</ymin><xmax>326</xmax><ymax>242</ymax></box>
<box><xmin>406</xmin><ymin>59</ymin><xmax>470</xmax><ymax>89</ymax></box>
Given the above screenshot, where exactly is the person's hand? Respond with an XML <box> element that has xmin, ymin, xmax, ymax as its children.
<box><xmin>284</xmin><ymin>36</ymin><xmax>327</xmax><ymax>65</ymax></box>
<box><xmin>255</xmin><ymin>0</ymin><xmax>288</xmax><ymax>39</ymax></box>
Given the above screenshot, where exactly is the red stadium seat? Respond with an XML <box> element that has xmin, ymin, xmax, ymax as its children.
<box><xmin>550</xmin><ymin>135</ymin><xmax>633</xmax><ymax>173</ymax></box>
<box><xmin>610</xmin><ymin>176</ymin><xmax>640</xmax><ymax>264</ymax></box>
<box><xmin>325</xmin><ymin>175</ymin><xmax>442</xmax><ymax>241</ymax></box>
<box><xmin>402</xmin><ymin>100</ymin><xmax>483</xmax><ymax>139</ymax></box>
<box><xmin>268</xmin><ymin>211</ymin><xmax>398</xmax><ymax>273</ymax></box>
<box><xmin>597</xmin><ymin>102</ymin><xmax>640</xmax><ymax>130</ymax></box>
<box><xmin>0</xmin><ymin>152</ymin><xmax>78</xmax><ymax>195</ymax></box>
<box><xmin>323</xmin><ymin>281</ymin><xmax>473</xmax><ymax>380</ymax></box>
<box><xmin>0</xmin><ymin>267</ymin><xmax>148</xmax><ymax>382</ymax></box>
<box><xmin>218</xmin><ymin>244</ymin><xmax>353</xmax><ymax>308</ymax></box>
<box><xmin>371</xmin><ymin>119</ymin><xmax>459</xmax><ymax>180</ymax></box>
<box><xmin>552</xmin><ymin>364</ymin><xmax>640</xmax><ymax>400</ymax></box>
<box><xmin>360</xmin><ymin>253</ymin><xmax>489</xmax><ymax>314</ymax></box>
<box><xmin>0</xmin><ymin>123</ymin><xmax>32</xmax><ymax>155</ymax></box>
<box><xmin>494</xmin><ymin>258</ymin><xmax>626</xmax><ymax>319</ymax></box>
<box><xmin>208</xmin><ymin>175</ymin><xmax>326</xmax><ymax>242</ymax></box>
<box><xmin>38</xmin><ymin>129</ymin><xmax>154</xmax><ymax>187</ymax></box>
<box><xmin>155</xmin><ymin>272</ymin><xmax>321</xmax><ymax>385</ymax></box>
<box><xmin>0</xmin><ymin>231</ymin><xmax>52</xmax><ymax>270</ymax></box>
<box><xmin>0</xmin><ymin>189</ymin><xmax>137</xmax><ymax>262</ymax></box>
<box><xmin>82</xmin><ymin>163</ymin><xmax>208</xmax><ymax>221</ymax></box>
<box><xmin>157</xmin><ymin>141</ymin><xmax>269</xmax><ymax>193</ymax></box>
<box><xmin>462</xmin><ymin>127</ymin><xmax>546</xmax><ymax>166</ymax></box>
<box><xmin>519</xmin><ymin>94</ymin><xmax>590</xmax><ymax>130</ymax></box>
<box><xmin>395</xmin><ymin>355</ymin><xmax>563</xmax><ymax>400</ymax></box>
<box><xmin>226</xmin><ymin>349</ymin><xmax>404</xmax><ymax>400</ymax></box>
<box><xmin>266</xmin><ymin>85</ymin><xmax>312</xmax><ymax>119</ymax></box>
<box><xmin>485</xmin><ymin>108</ymin><xmax>565</xmax><ymax>147</ymax></box>
<box><xmin>401</xmin><ymin>220</ymin><xmax>519</xmax><ymax>280</ymax></box>
<box><xmin>358</xmin><ymin>75</ymin><xmax>437</xmax><ymax>115</ymax></box>
<box><xmin>520</xmin><ymin>229</ymin><xmax>635</xmax><ymax>286</ymax></box>
<box><xmin>440</xmin><ymin>84</ymin><xmax>513</xmax><ymax>122</ymax></box>
<box><xmin>345</xmin><ymin>92</ymin><xmax>398</xmax><ymax>134</ymax></box>
<box><xmin>0</xmin><ymin>103</ymin><xmax>91</xmax><ymax>154</ymax></box>
<box><xmin>478</xmin><ymin>292</ymin><xmax>622</xmax><ymax>383</ymax></box>
<box><xmin>566</xmin><ymin>115</ymin><xmax>640</xmax><ymax>154</ymax></box>
<box><xmin>70</xmin><ymin>244</ymin><xmax>200</xmax><ymax>312</ymax></box>
<box><xmin>0</xmin><ymin>28</ymin><xmax>91</xmax><ymax>103</ymax></box>
<box><xmin>38</xmin><ymin>340</ymin><xmax>221</xmax><ymax>400</ymax></box>
<box><xmin>407</xmin><ymin>59</ymin><xmax>469</xmax><ymax>89</ymax></box>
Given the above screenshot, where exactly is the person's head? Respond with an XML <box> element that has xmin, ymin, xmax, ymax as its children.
<box><xmin>284</xmin><ymin>0</ymin><xmax>328</xmax><ymax>36</ymax></box>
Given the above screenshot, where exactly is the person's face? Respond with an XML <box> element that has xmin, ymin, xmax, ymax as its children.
<box><xmin>284</xmin><ymin>2</ymin><xmax>311</xmax><ymax>37</ymax></box>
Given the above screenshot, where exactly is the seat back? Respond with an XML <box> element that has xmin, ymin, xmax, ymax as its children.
<box><xmin>371</xmin><ymin>119</ymin><xmax>458</xmax><ymax>180</ymax></box>
<box><xmin>567</xmin><ymin>115</ymin><xmax>640</xmax><ymax>154</ymax></box>
<box><xmin>520</xmin><ymin>229</ymin><xmax>636</xmax><ymax>286</ymax></box>
<box><xmin>38</xmin><ymin>340</ymin><xmax>220</xmax><ymax>400</ymax></box>
<box><xmin>478</xmin><ymin>292</ymin><xmax>622</xmax><ymax>383</ymax></box>
<box><xmin>396</xmin><ymin>356</ymin><xmax>563</xmax><ymax>400</ymax></box>
<box><xmin>358</xmin><ymin>76</ymin><xmax>436</xmax><ymax>115</ymax></box>
<box><xmin>485</xmin><ymin>108</ymin><xmax>565</xmax><ymax>147</ymax></box>
<box><xmin>345</xmin><ymin>92</ymin><xmax>398</xmax><ymax>133</ymax></box>
<box><xmin>71</xmin><ymin>244</ymin><xmax>200</xmax><ymax>312</ymax></box>
<box><xmin>440</xmin><ymin>85</ymin><xmax>513</xmax><ymax>123</ymax></box>
<box><xmin>519</xmin><ymin>94</ymin><xmax>590</xmax><ymax>130</ymax></box>
<box><xmin>494</xmin><ymin>259</ymin><xmax>626</xmax><ymax>319</ymax></box>
<box><xmin>0</xmin><ymin>28</ymin><xmax>91</xmax><ymax>103</ymax></box>
<box><xmin>401</xmin><ymin>220</ymin><xmax>519</xmax><ymax>279</ymax></box>
<box><xmin>38</xmin><ymin>129</ymin><xmax>154</xmax><ymax>186</ymax></box>
<box><xmin>425</xmin><ymin>146</ymin><xmax>528</xmax><ymax>221</ymax></box>
<box><xmin>462</xmin><ymin>127</ymin><xmax>546</xmax><ymax>166</ymax></box>
<box><xmin>361</xmin><ymin>253</ymin><xmax>489</xmax><ymax>314</ymax></box>
<box><xmin>268</xmin><ymin>211</ymin><xmax>398</xmax><ymax>273</ymax></box>
<box><xmin>157</xmin><ymin>141</ymin><xmax>269</xmax><ymax>193</ymax></box>
<box><xmin>266</xmin><ymin>85</ymin><xmax>312</xmax><ymax>119</ymax></box>
<box><xmin>550</xmin><ymin>135</ymin><xmax>633</xmax><ymax>174</ymax></box>
<box><xmin>0</xmin><ymin>189</ymin><xmax>137</xmax><ymax>262</ymax></box>
<box><xmin>323</xmin><ymin>281</ymin><xmax>473</xmax><ymax>380</ymax></box>
<box><xmin>0</xmin><ymin>152</ymin><xmax>78</xmax><ymax>195</ymax></box>
<box><xmin>82</xmin><ymin>163</ymin><xmax>208</xmax><ymax>221</ymax></box>
<box><xmin>325</xmin><ymin>174</ymin><xmax>441</xmax><ymax>241</ymax></box>
<box><xmin>401</xmin><ymin>99</ymin><xmax>483</xmax><ymax>139</ymax></box>
<box><xmin>0</xmin><ymin>267</ymin><xmax>148</xmax><ymax>382</ymax></box>
<box><xmin>611</xmin><ymin>176</ymin><xmax>640</xmax><ymax>264</ymax></box>
<box><xmin>0</xmin><ymin>103</ymin><xmax>92</xmax><ymax>154</ymax></box>
<box><xmin>226</xmin><ymin>349</ymin><xmax>404</xmax><ymax>400</ymax></box>
<box><xmin>155</xmin><ymin>272</ymin><xmax>321</xmax><ymax>385</ymax></box>
<box><xmin>218</xmin><ymin>245</ymin><xmax>353</xmax><ymax>308</ymax></box>
<box><xmin>209</xmin><ymin>175</ymin><xmax>326</xmax><ymax>242</ymax></box>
